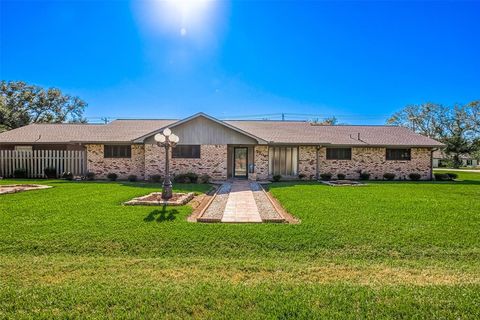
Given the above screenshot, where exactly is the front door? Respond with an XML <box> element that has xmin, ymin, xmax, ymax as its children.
<box><xmin>234</xmin><ymin>147</ymin><xmax>248</xmax><ymax>178</ymax></box>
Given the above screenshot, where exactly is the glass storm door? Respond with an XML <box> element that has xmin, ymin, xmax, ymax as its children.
<box><xmin>234</xmin><ymin>147</ymin><xmax>248</xmax><ymax>177</ymax></box>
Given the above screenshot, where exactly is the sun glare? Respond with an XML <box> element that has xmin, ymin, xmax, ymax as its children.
<box><xmin>137</xmin><ymin>0</ymin><xmax>217</xmax><ymax>38</ymax></box>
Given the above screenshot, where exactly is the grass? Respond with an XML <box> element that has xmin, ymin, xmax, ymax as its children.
<box><xmin>1</xmin><ymin>175</ymin><xmax>479</xmax><ymax>318</ymax></box>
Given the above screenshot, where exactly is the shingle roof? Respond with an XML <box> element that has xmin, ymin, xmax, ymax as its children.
<box><xmin>0</xmin><ymin>120</ymin><xmax>176</xmax><ymax>144</ymax></box>
<box><xmin>0</xmin><ymin>115</ymin><xmax>444</xmax><ymax>147</ymax></box>
<box><xmin>226</xmin><ymin>121</ymin><xmax>444</xmax><ymax>147</ymax></box>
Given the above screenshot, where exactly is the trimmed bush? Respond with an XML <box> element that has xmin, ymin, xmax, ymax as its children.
<box><xmin>198</xmin><ymin>174</ymin><xmax>210</xmax><ymax>184</ymax></box>
<box><xmin>107</xmin><ymin>173</ymin><xmax>118</xmax><ymax>181</ymax></box>
<box><xmin>320</xmin><ymin>173</ymin><xmax>332</xmax><ymax>181</ymax></box>
<box><xmin>298</xmin><ymin>173</ymin><xmax>307</xmax><ymax>180</ymax></box>
<box><xmin>383</xmin><ymin>173</ymin><xmax>396</xmax><ymax>181</ymax></box>
<box><xmin>62</xmin><ymin>172</ymin><xmax>74</xmax><ymax>180</ymax></box>
<box><xmin>434</xmin><ymin>173</ymin><xmax>450</xmax><ymax>181</ymax></box>
<box><xmin>337</xmin><ymin>173</ymin><xmax>346</xmax><ymax>180</ymax></box>
<box><xmin>447</xmin><ymin>173</ymin><xmax>458</xmax><ymax>180</ymax></box>
<box><xmin>272</xmin><ymin>174</ymin><xmax>282</xmax><ymax>182</ymax></box>
<box><xmin>85</xmin><ymin>171</ymin><xmax>95</xmax><ymax>181</ymax></box>
<box><xmin>14</xmin><ymin>168</ymin><xmax>27</xmax><ymax>179</ymax></box>
<box><xmin>408</xmin><ymin>173</ymin><xmax>421</xmax><ymax>181</ymax></box>
<box><xmin>359</xmin><ymin>172</ymin><xmax>370</xmax><ymax>180</ymax></box>
<box><xmin>171</xmin><ymin>172</ymin><xmax>199</xmax><ymax>183</ymax></box>
<box><xmin>150</xmin><ymin>175</ymin><xmax>162</xmax><ymax>183</ymax></box>
<box><xmin>186</xmin><ymin>172</ymin><xmax>198</xmax><ymax>184</ymax></box>
<box><xmin>44</xmin><ymin>167</ymin><xmax>57</xmax><ymax>179</ymax></box>
<box><xmin>127</xmin><ymin>175</ymin><xmax>137</xmax><ymax>182</ymax></box>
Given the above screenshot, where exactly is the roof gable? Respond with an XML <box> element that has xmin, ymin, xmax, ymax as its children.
<box><xmin>135</xmin><ymin>113</ymin><xmax>267</xmax><ymax>144</ymax></box>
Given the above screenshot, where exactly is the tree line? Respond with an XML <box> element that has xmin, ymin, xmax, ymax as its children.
<box><xmin>387</xmin><ymin>101</ymin><xmax>480</xmax><ymax>167</ymax></box>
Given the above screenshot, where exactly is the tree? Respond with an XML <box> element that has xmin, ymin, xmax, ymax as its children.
<box><xmin>311</xmin><ymin>116</ymin><xmax>338</xmax><ymax>125</ymax></box>
<box><xmin>0</xmin><ymin>81</ymin><xmax>87</xmax><ymax>132</ymax></box>
<box><xmin>386</xmin><ymin>103</ymin><xmax>446</xmax><ymax>139</ymax></box>
<box><xmin>387</xmin><ymin>101</ymin><xmax>479</xmax><ymax>168</ymax></box>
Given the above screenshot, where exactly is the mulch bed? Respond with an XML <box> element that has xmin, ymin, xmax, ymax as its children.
<box><xmin>320</xmin><ymin>180</ymin><xmax>366</xmax><ymax>186</ymax></box>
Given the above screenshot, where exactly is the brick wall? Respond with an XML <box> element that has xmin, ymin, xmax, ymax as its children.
<box><xmin>318</xmin><ymin>147</ymin><xmax>432</xmax><ymax>180</ymax></box>
<box><xmin>254</xmin><ymin>146</ymin><xmax>269</xmax><ymax>180</ymax></box>
<box><xmin>144</xmin><ymin>144</ymin><xmax>228</xmax><ymax>180</ymax></box>
<box><xmin>298</xmin><ymin>146</ymin><xmax>318</xmax><ymax>179</ymax></box>
<box><xmin>85</xmin><ymin>144</ymin><xmax>432</xmax><ymax>181</ymax></box>
<box><xmin>86</xmin><ymin>144</ymin><xmax>145</xmax><ymax>179</ymax></box>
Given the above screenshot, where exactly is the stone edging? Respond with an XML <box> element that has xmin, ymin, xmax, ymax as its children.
<box><xmin>187</xmin><ymin>185</ymin><xmax>219</xmax><ymax>222</ymax></box>
<box><xmin>260</xmin><ymin>185</ymin><xmax>300</xmax><ymax>224</ymax></box>
<box><xmin>124</xmin><ymin>192</ymin><xmax>194</xmax><ymax>206</ymax></box>
<box><xmin>196</xmin><ymin>183</ymin><xmax>228</xmax><ymax>223</ymax></box>
<box><xmin>0</xmin><ymin>184</ymin><xmax>52</xmax><ymax>195</ymax></box>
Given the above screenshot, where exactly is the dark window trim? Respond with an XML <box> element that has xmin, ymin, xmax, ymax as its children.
<box><xmin>386</xmin><ymin>148</ymin><xmax>411</xmax><ymax>161</ymax></box>
<box><xmin>104</xmin><ymin>145</ymin><xmax>132</xmax><ymax>159</ymax></box>
<box><xmin>172</xmin><ymin>145</ymin><xmax>201</xmax><ymax>159</ymax></box>
<box><xmin>326</xmin><ymin>147</ymin><xmax>352</xmax><ymax>160</ymax></box>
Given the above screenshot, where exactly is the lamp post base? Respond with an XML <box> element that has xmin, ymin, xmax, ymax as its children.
<box><xmin>161</xmin><ymin>178</ymin><xmax>173</xmax><ymax>200</ymax></box>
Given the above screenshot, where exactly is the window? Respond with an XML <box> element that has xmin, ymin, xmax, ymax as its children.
<box><xmin>326</xmin><ymin>148</ymin><xmax>352</xmax><ymax>160</ymax></box>
<box><xmin>104</xmin><ymin>145</ymin><xmax>131</xmax><ymax>158</ymax></box>
<box><xmin>386</xmin><ymin>148</ymin><xmax>411</xmax><ymax>161</ymax></box>
<box><xmin>172</xmin><ymin>145</ymin><xmax>200</xmax><ymax>158</ymax></box>
<box><xmin>268</xmin><ymin>147</ymin><xmax>298</xmax><ymax>176</ymax></box>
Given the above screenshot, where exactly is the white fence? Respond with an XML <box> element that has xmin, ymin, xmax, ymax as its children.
<box><xmin>0</xmin><ymin>150</ymin><xmax>86</xmax><ymax>178</ymax></box>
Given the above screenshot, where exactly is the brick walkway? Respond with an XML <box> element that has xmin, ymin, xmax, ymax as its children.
<box><xmin>200</xmin><ymin>180</ymin><xmax>284</xmax><ymax>223</ymax></box>
<box><xmin>221</xmin><ymin>180</ymin><xmax>262</xmax><ymax>223</ymax></box>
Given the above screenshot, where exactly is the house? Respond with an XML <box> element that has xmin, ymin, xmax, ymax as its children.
<box><xmin>432</xmin><ymin>149</ymin><xmax>479</xmax><ymax>168</ymax></box>
<box><xmin>0</xmin><ymin>112</ymin><xmax>444</xmax><ymax>180</ymax></box>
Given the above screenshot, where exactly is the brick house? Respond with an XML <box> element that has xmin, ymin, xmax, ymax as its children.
<box><xmin>0</xmin><ymin>113</ymin><xmax>444</xmax><ymax>180</ymax></box>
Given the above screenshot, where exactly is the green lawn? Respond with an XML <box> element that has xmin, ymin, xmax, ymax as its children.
<box><xmin>1</xmin><ymin>174</ymin><xmax>479</xmax><ymax>318</ymax></box>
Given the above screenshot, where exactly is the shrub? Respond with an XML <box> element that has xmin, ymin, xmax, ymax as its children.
<box><xmin>320</xmin><ymin>173</ymin><xmax>332</xmax><ymax>181</ymax></box>
<box><xmin>434</xmin><ymin>173</ymin><xmax>450</xmax><ymax>181</ymax></box>
<box><xmin>150</xmin><ymin>175</ymin><xmax>163</xmax><ymax>183</ymax></box>
<box><xmin>198</xmin><ymin>174</ymin><xmax>210</xmax><ymax>184</ymax></box>
<box><xmin>172</xmin><ymin>172</ymin><xmax>198</xmax><ymax>183</ymax></box>
<box><xmin>272</xmin><ymin>174</ymin><xmax>282</xmax><ymax>182</ymax></box>
<box><xmin>298</xmin><ymin>173</ymin><xmax>306</xmax><ymax>180</ymax></box>
<box><xmin>359</xmin><ymin>172</ymin><xmax>370</xmax><ymax>180</ymax></box>
<box><xmin>44</xmin><ymin>167</ymin><xmax>57</xmax><ymax>179</ymax></box>
<box><xmin>107</xmin><ymin>173</ymin><xmax>118</xmax><ymax>181</ymax></box>
<box><xmin>85</xmin><ymin>171</ymin><xmax>95</xmax><ymax>181</ymax></box>
<box><xmin>174</xmin><ymin>174</ymin><xmax>190</xmax><ymax>183</ymax></box>
<box><xmin>14</xmin><ymin>168</ymin><xmax>27</xmax><ymax>179</ymax></box>
<box><xmin>337</xmin><ymin>173</ymin><xmax>346</xmax><ymax>180</ymax></box>
<box><xmin>408</xmin><ymin>173</ymin><xmax>421</xmax><ymax>181</ymax></box>
<box><xmin>128</xmin><ymin>175</ymin><xmax>137</xmax><ymax>182</ymax></box>
<box><xmin>447</xmin><ymin>173</ymin><xmax>458</xmax><ymax>180</ymax></box>
<box><xmin>186</xmin><ymin>172</ymin><xmax>198</xmax><ymax>183</ymax></box>
<box><xmin>62</xmin><ymin>171</ymin><xmax>74</xmax><ymax>180</ymax></box>
<box><xmin>383</xmin><ymin>173</ymin><xmax>396</xmax><ymax>181</ymax></box>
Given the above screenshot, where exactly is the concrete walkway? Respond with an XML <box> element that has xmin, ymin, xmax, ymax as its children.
<box><xmin>435</xmin><ymin>168</ymin><xmax>480</xmax><ymax>173</ymax></box>
<box><xmin>221</xmin><ymin>180</ymin><xmax>262</xmax><ymax>223</ymax></box>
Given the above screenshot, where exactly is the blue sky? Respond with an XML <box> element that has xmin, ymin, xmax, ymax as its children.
<box><xmin>1</xmin><ymin>0</ymin><xmax>479</xmax><ymax>123</ymax></box>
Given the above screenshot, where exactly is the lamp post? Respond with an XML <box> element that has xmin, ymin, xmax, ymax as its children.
<box><xmin>154</xmin><ymin>128</ymin><xmax>179</xmax><ymax>200</ymax></box>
